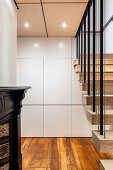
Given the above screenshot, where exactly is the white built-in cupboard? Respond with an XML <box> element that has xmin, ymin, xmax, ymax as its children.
<box><xmin>17</xmin><ymin>37</ymin><xmax>91</xmax><ymax>137</ymax></box>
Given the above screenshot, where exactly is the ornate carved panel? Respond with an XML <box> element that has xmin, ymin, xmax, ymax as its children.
<box><xmin>0</xmin><ymin>123</ymin><xmax>9</xmax><ymax>139</ymax></box>
<box><xmin>0</xmin><ymin>163</ymin><xmax>9</xmax><ymax>170</ymax></box>
<box><xmin>0</xmin><ymin>87</ymin><xmax>30</xmax><ymax>170</ymax></box>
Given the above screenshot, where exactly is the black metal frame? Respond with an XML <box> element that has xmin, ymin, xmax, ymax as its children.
<box><xmin>88</xmin><ymin>4</ymin><xmax>90</xmax><ymax>96</ymax></box>
<box><xmin>84</xmin><ymin>16</ymin><xmax>86</xmax><ymax>84</ymax></box>
<box><xmin>100</xmin><ymin>0</ymin><xmax>103</xmax><ymax>135</ymax></box>
<box><xmin>93</xmin><ymin>0</ymin><xmax>95</xmax><ymax>112</ymax></box>
<box><xmin>76</xmin><ymin>36</ymin><xmax>78</xmax><ymax>59</ymax></box>
<box><xmin>78</xmin><ymin>30</ymin><xmax>80</xmax><ymax>65</ymax></box>
<box><xmin>81</xmin><ymin>24</ymin><xmax>83</xmax><ymax>73</ymax></box>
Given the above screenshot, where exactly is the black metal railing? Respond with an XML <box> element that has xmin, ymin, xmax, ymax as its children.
<box><xmin>75</xmin><ymin>0</ymin><xmax>104</xmax><ymax>135</ymax></box>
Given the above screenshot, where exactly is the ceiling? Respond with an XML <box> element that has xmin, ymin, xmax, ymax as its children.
<box><xmin>17</xmin><ymin>0</ymin><xmax>88</xmax><ymax>37</ymax></box>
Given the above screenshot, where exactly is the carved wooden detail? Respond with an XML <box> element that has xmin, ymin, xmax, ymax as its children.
<box><xmin>0</xmin><ymin>87</ymin><xmax>30</xmax><ymax>170</ymax></box>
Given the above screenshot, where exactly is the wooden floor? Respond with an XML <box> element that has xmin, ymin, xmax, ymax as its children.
<box><xmin>21</xmin><ymin>138</ymin><xmax>113</xmax><ymax>170</ymax></box>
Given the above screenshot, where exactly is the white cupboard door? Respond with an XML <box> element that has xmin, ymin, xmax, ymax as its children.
<box><xmin>21</xmin><ymin>106</ymin><xmax>43</xmax><ymax>137</ymax></box>
<box><xmin>72</xmin><ymin>106</ymin><xmax>91</xmax><ymax>137</ymax></box>
<box><xmin>17</xmin><ymin>59</ymin><xmax>43</xmax><ymax>104</ymax></box>
<box><xmin>44</xmin><ymin>59</ymin><xmax>71</xmax><ymax>104</ymax></box>
<box><xmin>44</xmin><ymin>106</ymin><xmax>71</xmax><ymax>137</ymax></box>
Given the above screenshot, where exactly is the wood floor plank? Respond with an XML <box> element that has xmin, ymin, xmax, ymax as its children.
<box><xmin>22</xmin><ymin>138</ymin><xmax>38</xmax><ymax>168</ymax></box>
<box><xmin>50</xmin><ymin>138</ymin><xmax>60</xmax><ymax>170</ymax></box>
<box><xmin>21</xmin><ymin>138</ymin><xmax>32</xmax><ymax>160</ymax></box>
<box><xmin>71</xmin><ymin>138</ymin><xmax>94</xmax><ymax>170</ymax></box>
<box><xmin>21</xmin><ymin>138</ymin><xmax>113</xmax><ymax>170</ymax></box>
<box><xmin>23</xmin><ymin>168</ymin><xmax>47</xmax><ymax>170</ymax></box>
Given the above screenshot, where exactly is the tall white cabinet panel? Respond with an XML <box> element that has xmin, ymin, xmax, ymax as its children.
<box><xmin>17</xmin><ymin>59</ymin><xmax>43</xmax><ymax>104</ymax></box>
<box><xmin>72</xmin><ymin>106</ymin><xmax>91</xmax><ymax>137</ymax></box>
<box><xmin>44</xmin><ymin>106</ymin><xmax>71</xmax><ymax>137</ymax></box>
<box><xmin>18</xmin><ymin>37</ymin><xmax>71</xmax><ymax>59</ymax></box>
<box><xmin>21</xmin><ymin>106</ymin><xmax>43</xmax><ymax>137</ymax></box>
<box><xmin>44</xmin><ymin>59</ymin><xmax>71</xmax><ymax>104</ymax></box>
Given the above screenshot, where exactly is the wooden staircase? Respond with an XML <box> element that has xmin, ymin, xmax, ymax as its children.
<box><xmin>74</xmin><ymin>54</ymin><xmax>113</xmax><ymax>169</ymax></box>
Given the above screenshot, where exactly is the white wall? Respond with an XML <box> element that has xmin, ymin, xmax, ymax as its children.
<box><xmin>104</xmin><ymin>0</ymin><xmax>113</xmax><ymax>53</ymax></box>
<box><xmin>17</xmin><ymin>37</ymin><xmax>91</xmax><ymax>137</ymax></box>
<box><xmin>0</xmin><ymin>0</ymin><xmax>17</xmax><ymax>86</ymax></box>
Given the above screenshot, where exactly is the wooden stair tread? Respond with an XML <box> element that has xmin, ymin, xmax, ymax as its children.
<box><xmin>87</xmin><ymin>110</ymin><xmax>113</xmax><ymax>125</ymax></box>
<box><xmin>92</xmin><ymin>130</ymin><xmax>113</xmax><ymax>153</ymax></box>
<box><xmin>100</xmin><ymin>160</ymin><xmax>113</xmax><ymax>170</ymax></box>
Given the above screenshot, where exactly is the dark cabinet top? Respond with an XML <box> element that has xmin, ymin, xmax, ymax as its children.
<box><xmin>0</xmin><ymin>86</ymin><xmax>31</xmax><ymax>92</ymax></box>
<box><xmin>0</xmin><ymin>86</ymin><xmax>31</xmax><ymax>120</ymax></box>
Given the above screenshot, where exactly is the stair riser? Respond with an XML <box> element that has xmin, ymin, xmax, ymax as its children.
<box><xmin>75</xmin><ymin>65</ymin><xmax>113</xmax><ymax>73</ymax></box>
<box><xmin>82</xmin><ymin>84</ymin><xmax>113</xmax><ymax>92</ymax></box>
<box><xmin>83</xmin><ymin>96</ymin><xmax>113</xmax><ymax>105</ymax></box>
<box><xmin>74</xmin><ymin>59</ymin><xmax>113</xmax><ymax>67</ymax></box>
<box><xmin>86</xmin><ymin>112</ymin><xmax>113</xmax><ymax>125</ymax></box>
<box><xmin>79</xmin><ymin>74</ymin><xmax>113</xmax><ymax>81</ymax></box>
<box><xmin>92</xmin><ymin>131</ymin><xmax>113</xmax><ymax>153</ymax></box>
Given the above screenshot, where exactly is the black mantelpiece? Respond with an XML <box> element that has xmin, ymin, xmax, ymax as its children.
<box><xmin>0</xmin><ymin>87</ymin><xmax>30</xmax><ymax>170</ymax></box>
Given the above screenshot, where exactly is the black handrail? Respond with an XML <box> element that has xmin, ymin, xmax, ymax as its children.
<box><xmin>81</xmin><ymin>15</ymin><xmax>113</xmax><ymax>34</ymax></box>
<box><xmin>13</xmin><ymin>0</ymin><xmax>19</xmax><ymax>9</ymax></box>
<box><xmin>75</xmin><ymin>0</ymin><xmax>93</xmax><ymax>37</ymax></box>
<box><xmin>103</xmin><ymin>15</ymin><xmax>113</xmax><ymax>30</ymax></box>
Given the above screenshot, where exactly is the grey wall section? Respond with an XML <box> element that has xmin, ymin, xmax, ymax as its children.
<box><xmin>0</xmin><ymin>0</ymin><xmax>17</xmax><ymax>86</ymax></box>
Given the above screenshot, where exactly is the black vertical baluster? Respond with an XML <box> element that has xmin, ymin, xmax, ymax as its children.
<box><xmin>78</xmin><ymin>30</ymin><xmax>80</xmax><ymax>65</ymax></box>
<box><xmin>100</xmin><ymin>0</ymin><xmax>103</xmax><ymax>135</ymax></box>
<box><xmin>88</xmin><ymin>4</ymin><xmax>90</xmax><ymax>95</ymax></box>
<box><xmin>81</xmin><ymin>25</ymin><xmax>83</xmax><ymax>73</ymax></box>
<box><xmin>76</xmin><ymin>35</ymin><xmax>78</xmax><ymax>59</ymax></box>
<box><xmin>84</xmin><ymin>16</ymin><xmax>86</xmax><ymax>84</ymax></box>
<box><xmin>93</xmin><ymin>0</ymin><xmax>95</xmax><ymax>112</ymax></box>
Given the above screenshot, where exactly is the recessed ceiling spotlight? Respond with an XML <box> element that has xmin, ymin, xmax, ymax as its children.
<box><xmin>62</xmin><ymin>22</ymin><xmax>67</xmax><ymax>28</ymax></box>
<box><xmin>59</xmin><ymin>43</ymin><xmax>64</xmax><ymax>48</ymax></box>
<box><xmin>34</xmin><ymin>43</ymin><xmax>39</xmax><ymax>48</ymax></box>
<box><xmin>24</xmin><ymin>23</ymin><xmax>29</xmax><ymax>28</ymax></box>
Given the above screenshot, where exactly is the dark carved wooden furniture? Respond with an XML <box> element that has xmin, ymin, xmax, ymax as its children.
<box><xmin>0</xmin><ymin>87</ymin><xmax>30</xmax><ymax>170</ymax></box>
